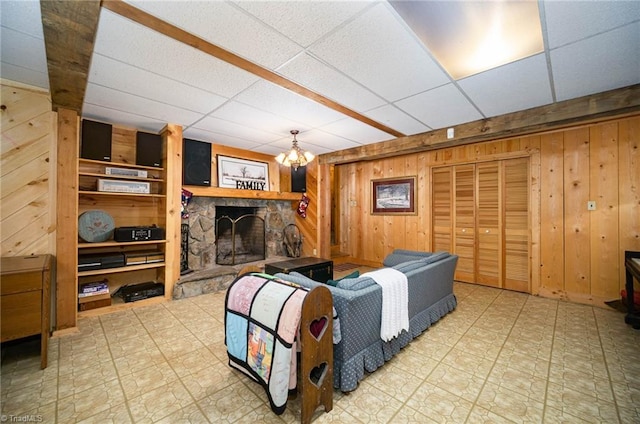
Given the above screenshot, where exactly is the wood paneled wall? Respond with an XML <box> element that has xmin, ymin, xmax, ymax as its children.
<box><xmin>333</xmin><ymin>115</ymin><xmax>640</xmax><ymax>307</ymax></box>
<box><xmin>1</xmin><ymin>82</ymin><xmax>56</xmax><ymax>257</ymax></box>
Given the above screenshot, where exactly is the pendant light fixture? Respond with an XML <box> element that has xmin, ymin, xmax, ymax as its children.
<box><xmin>275</xmin><ymin>130</ymin><xmax>314</xmax><ymax>170</ymax></box>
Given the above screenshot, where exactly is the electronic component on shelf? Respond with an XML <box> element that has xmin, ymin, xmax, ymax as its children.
<box><xmin>105</xmin><ymin>167</ymin><xmax>148</xmax><ymax>178</ymax></box>
<box><xmin>124</xmin><ymin>251</ymin><xmax>164</xmax><ymax>266</ymax></box>
<box><xmin>114</xmin><ymin>226</ymin><xmax>164</xmax><ymax>242</ymax></box>
<box><xmin>78</xmin><ymin>253</ymin><xmax>125</xmax><ymax>272</ymax></box>
<box><xmin>113</xmin><ymin>282</ymin><xmax>164</xmax><ymax>303</ymax></box>
<box><xmin>97</xmin><ymin>178</ymin><xmax>150</xmax><ymax>194</ymax></box>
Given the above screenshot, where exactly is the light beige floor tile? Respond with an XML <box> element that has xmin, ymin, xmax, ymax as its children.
<box><xmin>102</xmin><ymin>322</ymin><xmax>149</xmax><ymax>344</ymax></box>
<box><xmin>542</xmin><ymin>405</ymin><xmax>594</xmax><ymax>423</ymax></box>
<box><xmin>405</xmin><ymin>381</ymin><xmax>474</xmax><ymax>423</ymax></box>
<box><xmin>169</xmin><ymin>345</ymin><xmax>220</xmax><ymax>378</ymax></box>
<box><xmin>106</xmin><ymin>332</ymin><xmax>157</xmax><ymax>359</ymax></box>
<box><xmin>127</xmin><ymin>382</ymin><xmax>194</xmax><ymax>423</ymax></box>
<box><xmin>487</xmin><ymin>362</ymin><xmax>548</xmax><ymax>402</ymax></box>
<box><xmin>196</xmin><ymin>380</ymin><xmax>264</xmax><ymax>423</ymax></box>
<box><xmin>611</xmin><ymin>381</ymin><xmax>640</xmax><ymax>412</ymax></box>
<box><xmin>56</xmin><ymin>378</ymin><xmax>126</xmax><ymax>423</ymax></box>
<box><xmin>466</xmin><ymin>405</ymin><xmax>516</xmax><ymax>423</ymax></box>
<box><xmin>548</xmin><ymin>363</ymin><xmax>615</xmax><ymax>402</ymax></box>
<box><xmin>495</xmin><ymin>348</ymin><xmax>550</xmax><ymax>379</ymax></box>
<box><xmin>549</xmin><ymin>350</ymin><xmax>609</xmax><ymax>380</ymax></box>
<box><xmin>153</xmin><ymin>402</ymin><xmax>210</xmax><ymax>424</ymax></box>
<box><xmin>112</xmin><ymin>345</ymin><xmax>166</xmax><ymax>376</ymax></box>
<box><xmin>617</xmin><ymin>405</ymin><xmax>640</xmax><ymax>424</ymax></box>
<box><xmin>120</xmin><ymin>361</ymin><xmax>179</xmax><ymax>400</ymax></box>
<box><xmin>546</xmin><ymin>381</ymin><xmax>619</xmax><ymax>423</ymax></box>
<box><xmin>405</xmin><ymin>334</ymin><xmax>453</xmax><ymax>361</ymax></box>
<box><xmin>361</xmin><ymin>361</ymin><xmax>424</xmax><ymax>402</ymax></box>
<box><xmin>332</xmin><ymin>381</ymin><xmax>404</xmax><ymax>423</ymax></box>
<box><xmin>180</xmin><ymin>359</ymin><xmax>242</xmax><ymax>400</ymax></box>
<box><xmin>1</xmin><ymin>400</ymin><xmax>57</xmax><ymax>424</ymax></box>
<box><xmin>76</xmin><ymin>402</ymin><xmax>133</xmax><ymax>424</ymax></box>
<box><xmin>392</xmin><ymin>344</ymin><xmax>440</xmax><ymax>379</ymax></box>
<box><xmin>452</xmin><ymin>333</ymin><xmax>503</xmax><ymax>360</ymax></box>
<box><xmin>156</xmin><ymin>332</ymin><xmax>204</xmax><ymax>360</ymax></box>
<box><xmin>57</xmin><ymin>359</ymin><xmax>119</xmax><ymax>399</ymax></box>
<box><xmin>441</xmin><ymin>347</ymin><xmax>495</xmax><ymax>379</ymax></box>
<box><xmin>390</xmin><ymin>404</ymin><xmax>439</xmax><ymax>423</ymax></box>
<box><xmin>476</xmin><ymin>381</ymin><xmax>544</xmax><ymax>423</ymax></box>
<box><xmin>426</xmin><ymin>363</ymin><xmax>486</xmax><ymax>402</ymax></box>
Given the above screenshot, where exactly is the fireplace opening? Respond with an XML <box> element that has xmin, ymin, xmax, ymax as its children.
<box><xmin>215</xmin><ymin>206</ymin><xmax>265</xmax><ymax>265</ymax></box>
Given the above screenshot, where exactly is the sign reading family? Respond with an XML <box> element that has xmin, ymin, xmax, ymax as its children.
<box><xmin>217</xmin><ymin>155</ymin><xmax>270</xmax><ymax>191</ymax></box>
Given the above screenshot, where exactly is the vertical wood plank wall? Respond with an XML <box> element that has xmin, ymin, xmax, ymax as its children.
<box><xmin>335</xmin><ymin>115</ymin><xmax>640</xmax><ymax>307</ymax></box>
<box><xmin>1</xmin><ymin>82</ymin><xmax>56</xmax><ymax>256</ymax></box>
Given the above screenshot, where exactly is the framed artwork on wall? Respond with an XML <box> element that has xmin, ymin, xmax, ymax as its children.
<box><xmin>217</xmin><ymin>155</ymin><xmax>269</xmax><ymax>191</ymax></box>
<box><xmin>371</xmin><ymin>176</ymin><xmax>417</xmax><ymax>215</ymax></box>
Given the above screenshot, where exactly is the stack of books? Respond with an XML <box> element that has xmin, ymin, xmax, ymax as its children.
<box><xmin>78</xmin><ymin>280</ymin><xmax>111</xmax><ymax>311</ymax></box>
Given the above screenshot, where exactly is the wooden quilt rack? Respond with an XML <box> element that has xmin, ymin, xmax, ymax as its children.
<box><xmin>298</xmin><ymin>283</ymin><xmax>334</xmax><ymax>424</ymax></box>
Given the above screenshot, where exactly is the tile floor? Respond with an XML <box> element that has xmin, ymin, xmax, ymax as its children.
<box><xmin>1</xmin><ymin>282</ymin><xmax>639</xmax><ymax>423</ymax></box>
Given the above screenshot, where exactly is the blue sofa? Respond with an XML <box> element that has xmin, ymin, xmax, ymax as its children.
<box><xmin>275</xmin><ymin>249</ymin><xmax>458</xmax><ymax>392</ymax></box>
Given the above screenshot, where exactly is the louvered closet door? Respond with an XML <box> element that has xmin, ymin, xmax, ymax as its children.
<box><xmin>476</xmin><ymin>162</ymin><xmax>501</xmax><ymax>287</ymax></box>
<box><xmin>503</xmin><ymin>158</ymin><xmax>530</xmax><ymax>292</ymax></box>
<box><xmin>453</xmin><ymin>165</ymin><xmax>476</xmax><ymax>282</ymax></box>
<box><xmin>432</xmin><ymin>167</ymin><xmax>453</xmax><ymax>253</ymax></box>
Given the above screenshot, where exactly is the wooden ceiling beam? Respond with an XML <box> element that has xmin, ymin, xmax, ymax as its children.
<box><xmin>40</xmin><ymin>0</ymin><xmax>101</xmax><ymax>112</ymax></box>
<box><xmin>101</xmin><ymin>0</ymin><xmax>405</xmax><ymax>138</ymax></box>
<box><xmin>321</xmin><ymin>84</ymin><xmax>640</xmax><ymax>165</ymax></box>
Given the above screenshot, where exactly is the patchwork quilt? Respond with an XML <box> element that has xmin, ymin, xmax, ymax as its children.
<box><xmin>225</xmin><ymin>273</ymin><xmax>308</xmax><ymax>415</ymax></box>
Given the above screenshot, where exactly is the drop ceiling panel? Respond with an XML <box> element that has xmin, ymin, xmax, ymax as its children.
<box><xmin>1</xmin><ymin>0</ymin><xmax>45</xmax><ymax>38</ymax></box>
<box><xmin>189</xmin><ymin>115</ymin><xmax>281</xmax><ymax>145</ymax></box>
<box><xmin>309</xmin><ymin>3</ymin><xmax>451</xmax><ymax>102</ymax></box>
<box><xmin>89</xmin><ymin>54</ymin><xmax>228</xmax><ymax>114</ymax></box>
<box><xmin>204</xmin><ymin>101</ymin><xmax>305</xmax><ymax>137</ymax></box>
<box><xmin>234</xmin><ymin>1</ymin><xmax>374</xmax><ymax>48</ymax></box>
<box><xmin>0</xmin><ymin>28</ymin><xmax>48</xmax><ymax>77</ymax></box>
<box><xmin>551</xmin><ymin>22</ymin><xmax>640</xmax><ymax>102</ymax></box>
<box><xmin>126</xmin><ymin>0</ymin><xmax>302</xmax><ymax>69</ymax></box>
<box><xmin>234</xmin><ymin>80</ymin><xmax>348</xmax><ymax>128</ymax></box>
<box><xmin>93</xmin><ymin>9</ymin><xmax>258</xmax><ymax>99</ymax></box>
<box><xmin>296</xmin><ymin>129</ymin><xmax>362</xmax><ymax>151</ymax></box>
<box><xmin>319</xmin><ymin>118</ymin><xmax>395</xmax><ymax>145</ymax></box>
<box><xmin>277</xmin><ymin>52</ymin><xmax>386</xmax><ymax>113</ymax></box>
<box><xmin>183</xmin><ymin>127</ymin><xmax>261</xmax><ymax>150</ymax></box>
<box><xmin>82</xmin><ymin>103</ymin><xmax>168</xmax><ymax>133</ymax></box>
<box><xmin>458</xmin><ymin>54</ymin><xmax>553</xmax><ymax>119</ymax></box>
<box><xmin>0</xmin><ymin>62</ymin><xmax>49</xmax><ymax>89</ymax></box>
<box><xmin>364</xmin><ymin>104</ymin><xmax>430</xmax><ymax>136</ymax></box>
<box><xmin>544</xmin><ymin>0</ymin><xmax>640</xmax><ymax>48</ymax></box>
<box><xmin>395</xmin><ymin>84</ymin><xmax>483</xmax><ymax>130</ymax></box>
<box><xmin>84</xmin><ymin>83</ymin><xmax>203</xmax><ymax>127</ymax></box>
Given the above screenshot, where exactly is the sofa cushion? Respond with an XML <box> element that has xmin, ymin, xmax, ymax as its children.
<box><xmin>336</xmin><ymin>276</ymin><xmax>377</xmax><ymax>291</ymax></box>
<box><xmin>326</xmin><ymin>270</ymin><xmax>360</xmax><ymax>287</ymax></box>
<box><xmin>383</xmin><ymin>249</ymin><xmax>433</xmax><ymax>267</ymax></box>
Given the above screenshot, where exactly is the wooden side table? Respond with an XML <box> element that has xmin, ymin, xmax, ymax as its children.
<box><xmin>1</xmin><ymin>254</ymin><xmax>52</xmax><ymax>369</ymax></box>
<box><xmin>265</xmin><ymin>257</ymin><xmax>333</xmax><ymax>283</ymax></box>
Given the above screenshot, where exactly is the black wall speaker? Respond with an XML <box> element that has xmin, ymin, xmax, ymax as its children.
<box><xmin>81</xmin><ymin>120</ymin><xmax>112</xmax><ymax>161</ymax></box>
<box><xmin>291</xmin><ymin>165</ymin><xmax>307</xmax><ymax>193</ymax></box>
<box><xmin>136</xmin><ymin>132</ymin><xmax>163</xmax><ymax>167</ymax></box>
<box><xmin>183</xmin><ymin>139</ymin><xmax>211</xmax><ymax>186</ymax></box>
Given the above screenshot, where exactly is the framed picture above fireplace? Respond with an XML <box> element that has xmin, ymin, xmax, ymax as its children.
<box><xmin>217</xmin><ymin>155</ymin><xmax>270</xmax><ymax>191</ymax></box>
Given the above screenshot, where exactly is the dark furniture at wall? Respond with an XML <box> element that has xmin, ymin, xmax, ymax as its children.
<box><xmin>1</xmin><ymin>254</ymin><xmax>53</xmax><ymax>369</ymax></box>
<box><xmin>624</xmin><ymin>250</ymin><xmax>640</xmax><ymax>329</ymax></box>
<box><xmin>265</xmin><ymin>257</ymin><xmax>333</xmax><ymax>283</ymax></box>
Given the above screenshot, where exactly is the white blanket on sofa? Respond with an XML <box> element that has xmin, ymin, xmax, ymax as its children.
<box><xmin>361</xmin><ymin>268</ymin><xmax>409</xmax><ymax>341</ymax></box>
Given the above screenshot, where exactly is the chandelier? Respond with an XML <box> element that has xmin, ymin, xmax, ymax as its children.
<box><xmin>275</xmin><ymin>130</ymin><xmax>315</xmax><ymax>170</ymax></box>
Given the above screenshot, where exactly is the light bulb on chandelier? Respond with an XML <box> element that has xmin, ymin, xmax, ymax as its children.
<box><xmin>275</xmin><ymin>130</ymin><xmax>315</xmax><ymax>171</ymax></box>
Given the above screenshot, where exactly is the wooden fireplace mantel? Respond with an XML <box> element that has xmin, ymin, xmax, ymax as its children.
<box><xmin>184</xmin><ymin>186</ymin><xmax>302</xmax><ymax>202</ymax></box>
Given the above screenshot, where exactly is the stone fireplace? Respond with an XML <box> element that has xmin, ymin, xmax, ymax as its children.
<box><xmin>183</xmin><ymin>196</ymin><xmax>296</xmax><ymax>272</ymax></box>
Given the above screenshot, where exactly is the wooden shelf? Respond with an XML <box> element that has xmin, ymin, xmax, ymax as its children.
<box><xmin>78</xmin><ymin>262</ymin><xmax>165</xmax><ymax>277</ymax></box>
<box><xmin>78</xmin><ymin>190</ymin><xmax>166</xmax><ymax>198</ymax></box>
<box><xmin>78</xmin><ymin>240</ymin><xmax>167</xmax><ymax>249</ymax></box>
<box><xmin>79</xmin><ymin>158</ymin><xmax>164</xmax><ymax>172</ymax></box>
<box><xmin>79</xmin><ymin>172</ymin><xmax>165</xmax><ymax>183</ymax></box>
<box><xmin>185</xmin><ymin>185</ymin><xmax>301</xmax><ymax>201</ymax></box>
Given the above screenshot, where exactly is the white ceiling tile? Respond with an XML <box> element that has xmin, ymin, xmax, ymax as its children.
<box><xmin>551</xmin><ymin>22</ymin><xmax>640</xmax><ymax>102</ymax></box>
<box><xmin>190</xmin><ymin>115</ymin><xmax>281</xmax><ymax>144</ymax></box>
<box><xmin>309</xmin><ymin>3</ymin><xmax>450</xmax><ymax>102</ymax></box>
<box><xmin>234</xmin><ymin>80</ymin><xmax>347</xmax><ymax>127</ymax></box>
<box><xmin>544</xmin><ymin>0</ymin><xmax>640</xmax><ymax>48</ymax></box>
<box><xmin>395</xmin><ymin>84</ymin><xmax>483</xmax><ymax>130</ymax></box>
<box><xmin>204</xmin><ymin>101</ymin><xmax>304</xmax><ymax>137</ymax></box>
<box><xmin>126</xmin><ymin>0</ymin><xmax>302</xmax><ymax>69</ymax></box>
<box><xmin>234</xmin><ymin>1</ymin><xmax>374</xmax><ymax>48</ymax></box>
<box><xmin>182</xmin><ymin>127</ymin><xmax>261</xmax><ymax>151</ymax></box>
<box><xmin>82</xmin><ymin>104</ymin><xmax>168</xmax><ymax>133</ymax></box>
<box><xmin>88</xmin><ymin>54</ymin><xmax>228</xmax><ymax>114</ymax></box>
<box><xmin>1</xmin><ymin>0</ymin><xmax>44</xmax><ymax>38</ymax></box>
<box><xmin>0</xmin><ymin>62</ymin><xmax>49</xmax><ymax>90</ymax></box>
<box><xmin>278</xmin><ymin>52</ymin><xmax>386</xmax><ymax>112</ymax></box>
<box><xmin>0</xmin><ymin>27</ymin><xmax>48</xmax><ymax>73</ymax></box>
<box><xmin>84</xmin><ymin>83</ymin><xmax>204</xmax><ymax>127</ymax></box>
<box><xmin>319</xmin><ymin>118</ymin><xmax>395</xmax><ymax>145</ymax></box>
<box><xmin>364</xmin><ymin>104</ymin><xmax>430</xmax><ymax>136</ymax></box>
<box><xmin>94</xmin><ymin>9</ymin><xmax>258</xmax><ymax>99</ymax></box>
<box><xmin>458</xmin><ymin>54</ymin><xmax>553</xmax><ymax>118</ymax></box>
<box><xmin>295</xmin><ymin>129</ymin><xmax>362</xmax><ymax>152</ymax></box>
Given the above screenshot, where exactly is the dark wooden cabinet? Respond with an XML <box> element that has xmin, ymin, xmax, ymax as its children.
<box><xmin>265</xmin><ymin>257</ymin><xmax>333</xmax><ymax>283</ymax></box>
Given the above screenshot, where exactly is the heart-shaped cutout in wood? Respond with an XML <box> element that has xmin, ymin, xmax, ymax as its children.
<box><xmin>309</xmin><ymin>316</ymin><xmax>328</xmax><ymax>341</ymax></box>
<box><xmin>309</xmin><ymin>362</ymin><xmax>328</xmax><ymax>387</ymax></box>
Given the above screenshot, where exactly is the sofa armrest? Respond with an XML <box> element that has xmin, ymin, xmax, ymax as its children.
<box><xmin>383</xmin><ymin>249</ymin><xmax>433</xmax><ymax>266</ymax></box>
